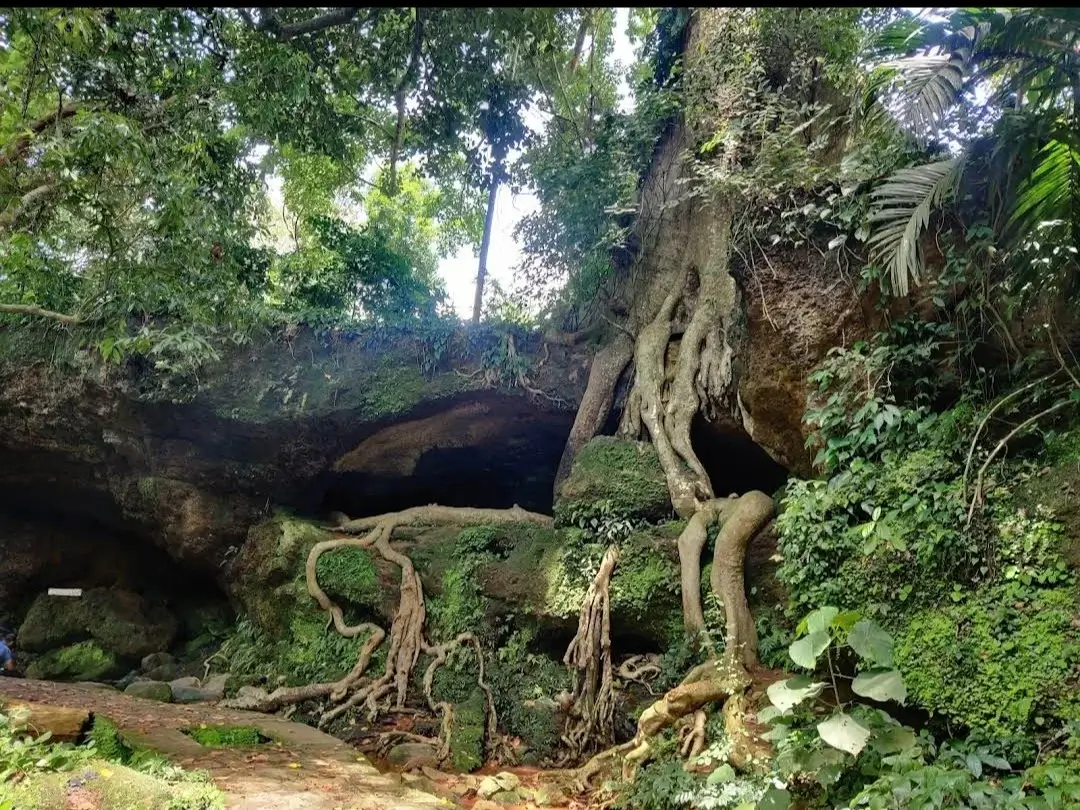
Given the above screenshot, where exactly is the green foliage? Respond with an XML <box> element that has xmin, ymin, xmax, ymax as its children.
<box><xmin>446</xmin><ymin>688</ymin><xmax>486</xmax><ymax>773</ymax></box>
<box><xmin>761</xmin><ymin>606</ymin><xmax>912</xmax><ymax>793</ymax></box>
<box><xmin>1</xmin><ymin>707</ymin><xmax>94</xmax><ymax>783</ymax></box>
<box><xmin>183</xmin><ymin>725</ymin><xmax>267</xmax><ymax>748</ymax></box>
<box><xmin>218</xmin><ymin>615</ymin><xmax>366</xmax><ymax>688</ymax></box>
<box><xmin>614</xmin><ymin>737</ymin><xmax>698</xmax><ymax>810</ymax></box>
<box><xmin>89</xmin><ymin>718</ymin><xmax>133</xmax><ymax>764</ymax></box>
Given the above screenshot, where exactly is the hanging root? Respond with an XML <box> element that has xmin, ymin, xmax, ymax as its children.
<box><xmin>561</xmin><ymin>545</ymin><xmax>621</xmax><ymax>762</ymax></box>
<box><xmin>423</xmin><ymin>632</ymin><xmax>511</xmax><ymax>764</ymax></box>
<box><xmin>574</xmin><ymin>658</ymin><xmax>753</xmax><ymax>788</ymax></box>
<box><xmin>229</xmin><ymin>504</ymin><xmax>551</xmax><ymax>760</ymax></box>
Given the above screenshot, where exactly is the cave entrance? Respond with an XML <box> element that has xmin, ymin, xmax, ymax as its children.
<box><xmin>691</xmin><ymin>414</ymin><xmax>790</xmax><ymax>497</ymax></box>
<box><xmin>0</xmin><ymin>496</ymin><xmax>235</xmax><ymax>657</ymax></box>
<box><xmin>318</xmin><ymin>391</ymin><xmax>576</xmax><ymax>520</ymax></box>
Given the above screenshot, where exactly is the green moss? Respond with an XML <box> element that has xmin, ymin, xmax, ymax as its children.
<box><xmin>183</xmin><ymin>725</ymin><xmax>267</xmax><ymax>748</ymax></box>
<box><xmin>315</xmin><ymin>545</ymin><xmax>380</xmax><ymax>607</ymax></box>
<box><xmin>554</xmin><ymin>436</ymin><xmax>672</xmax><ymax>527</ymax></box>
<box><xmin>9</xmin><ymin>759</ymin><xmax>226</xmax><ymax>810</ymax></box>
<box><xmin>25</xmin><ymin>641</ymin><xmax>120</xmax><ymax>681</ymax></box>
<box><xmin>895</xmin><ymin>584</ymin><xmax>1080</xmax><ymax>759</ymax></box>
<box><xmin>90</xmin><ymin>717</ymin><xmax>133</xmax><ymax>763</ymax></box>
<box><xmin>18</xmin><ymin>587</ymin><xmax>177</xmax><ymax>662</ymax></box>
<box><xmin>447</xmin><ymin>688</ymin><xmax>486</xmax><ymax>773</ymax></box>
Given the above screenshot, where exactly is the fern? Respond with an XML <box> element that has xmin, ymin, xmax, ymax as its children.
<box><xmin>867</xmin><ymin>157</ymin><xmax>962</xmax><ymax>296</ymax></box>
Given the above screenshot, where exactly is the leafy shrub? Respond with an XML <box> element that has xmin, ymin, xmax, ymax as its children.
<box><xmin>1</xmin><ymin>708</ymin><xmax>93</xmax><ymax>783</ymax></box>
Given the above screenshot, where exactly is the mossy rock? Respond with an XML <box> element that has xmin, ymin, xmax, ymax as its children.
<box><xmin>554</xmin><ymin>436</ymin><xmax>672</xmax><ymax>527</ymax></box>
<box><xmin>18</xmin><ymin>588</ymin><xmax>177</xmax><ymax>661</ymax></box>
<box><xmin>8</xmin><ymin>759</ymin><xmax>225</xmax><ymax>810</ymax></box>
<box><xmin>25</xmin><ymin>640</ymin><xmax>122</xmax><ymax>681</ymax></box>
<box><xmin>894</xmin><ymin>584</ymin><xmax>1080</xmax><ymax>758</ymax></box>
<box><xmin>447</xmin><ymin>688</ymin><xmax>486</xmax><ymax>773</ymax></box>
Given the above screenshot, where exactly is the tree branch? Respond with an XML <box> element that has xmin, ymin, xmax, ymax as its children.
<box><xmin>0</xmin><ymin>183</ymin><xmax>56</xmax><ymax>233</ymax></box>
<box><xmin>0</xmin><ymin>304</ymin><xmax>79</xmax><ymax>325</ymax></box>
<box><xmin>252</xmin><ymin>7</ymin><xmax>361</xmax><ymax>40</ymax></box>
<box><xmin>0</xmin><ymin>103</ymin><xmax>80</xmax><ymax>170</ymax></box>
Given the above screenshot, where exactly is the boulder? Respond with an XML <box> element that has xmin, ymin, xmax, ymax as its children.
<box><xmin>477</xmin><ymin>772</ymin><xmax>520</xmax><ymax>799</ymax></box>
<box><xmin>554</xmin><ymin>437</ymin><xmax>672</xmax><ymax>526</ymax></box>
<box><xmin>491</xmin><ymin>791</ymin><xmax>522</xmax><ymax>805</ymax></box>
<box><xmin>124</xmin><ymin>681</ymin><xmax>173</xmax><ymax>702</ymax></box>
<box><xmin>18</xmin><ymin>588</ymin><xmax>177</xmax><ymax>661</ymax></box>
<box><xmin>140</xmin><ymin>652</ymin><xmax>174</xmax><ymax>672</ymax></box>
<box><xmin>169</xmin><ymin>676</ymin><xmax>222</xmax><ymax>703</ymax></box>
<box><xmin>170</xmin><ymin>685</ymin><xmax>220</xmax><ymax>704</ymax></box>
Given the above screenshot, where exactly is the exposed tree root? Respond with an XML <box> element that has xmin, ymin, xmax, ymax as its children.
<box><xmin>574</xmin><ymin>658</ymin><xmax>752</xmax><ymax>788</ymax></box>
<box><xmin>232</xmin><ymin>503</ymin><xmax>550</xmax><ymax>768</ymax></box>
<box><xmin>561</xmin><ymin>545</ymin><xmax>621</xmax><ymax>762</ymax></box>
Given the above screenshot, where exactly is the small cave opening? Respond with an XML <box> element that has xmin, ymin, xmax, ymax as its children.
<box><xmin>0</xmin><ymin>493</ymin><xmax>235</xmax><ymax>656</ymax></box>
<box><xmin>691</xmin><ymin>414</ymin><xmax>790</xmax><ymax>497</ymax></box>
<box><xmin>316</xmin><ymin>391</ymin><xmax>576</xmax><ymax>520</ymax></box>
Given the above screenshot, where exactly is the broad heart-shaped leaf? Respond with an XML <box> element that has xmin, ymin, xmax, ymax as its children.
<box><xmin>852</xmin><ymin>668</ymin><xmax>907</xmax><ymax>704</ymax></box>
<box><xmin>805</xmin><ymin>606</ymin><xmax>840</xmax><ymax>634</ymax></box>
<box><xmin>767</xmin><ymin>677</ymin><xmax>826</xmax><ymax>713</ymax></box>
<box><xmin>706</xmin><ymin>763</ymin><xmax>735</xmax><ymax>785</ymax></box>
<box><xmin>789</xmin><ymin>630</ymin><xmax>831</xmax><ymax>669</ymax></box>
<box><xmin>847</xmin><ymin>619</ymin><xmax>894</xmax><ymax>668</ymax></box>
<box><xmin>817</xmin><ymin>713</ymin><xmax>872</xmax><ymax>756</ymax></box>
<box><xmin>871</xmin><ymin>725</ymin><xmax>917</xmax><ymax>755</ymax></box>
<box><xmin>757</xmin><ymin>786</ymin><xmax>791</xmax><ymax>810</ymax></box>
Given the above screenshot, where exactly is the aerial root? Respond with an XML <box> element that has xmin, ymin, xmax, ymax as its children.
<box><xmin>229</xmin><ymin>504</ymin><xmax>551</xmax><ymax>767</ymax></box>
<box><xmin>561</xmin><ymin>545</ymin><xmax>621</xmax><ymax>763</ymax></box>
<box><xmin>572</xmin><ymin>658</ymin><xmax>753</xmax><ymax>790</ymax></box>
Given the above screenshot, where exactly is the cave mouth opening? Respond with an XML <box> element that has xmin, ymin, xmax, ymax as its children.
<box><xmin>691</xmin><ymin>414</ymin><xmax>790</xmax><ymax>498</ymax></box>
<box><xmin>316</xmin><ymin>392</ymin><xmax>576</xmax><ymax>521</ymax></box>
<box><xmin>0</xmin><ymin>495</ymin><xmax>235</xmax><ymax>653</ymax></box>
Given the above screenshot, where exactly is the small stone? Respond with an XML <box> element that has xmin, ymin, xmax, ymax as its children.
<box><xmin>201</xmin><ymin>674</ymin><xmax>228</xmax><ymax>699</ymax></box>
<box><xmin>140</xmin><ymin>652</ymin><xmax>174</xmax><ymax>672</ymax></box>
<box><xmin>169</xmin><ymin>676</ymin><xmax>200</xmax><ymax>690</ymax></box>
<box><xmin>492</xmin><ymin>791</ymin><xmax>521</xmax><ymax>806</ymax></box>
<box><xmin>124</xmin><ymin>681</ymin><xmax>173</xmax><ymax>702</ymax></box>
<box><xmin>477</xmin><ymin>777</ymin><xmax>503</xmax><ymax>799</ymax></box>
<box><xmin>449</xmin><ymin>782</ymin><xmax>474</xmax><ymax>797</ymax></box>
<box><xmin>493</xmin><ymin>772</ymin><xmax>521</xmax><ymax>791</ymax></box>
<box><xmin>474</xmin><ymin>801</ymin><xmax>502</xmax><ymax>810</ymax></box>
<box><xmin>386</xmin><ymin>742</ymin><xmax>439</xmax><ymax>769</ymax></box>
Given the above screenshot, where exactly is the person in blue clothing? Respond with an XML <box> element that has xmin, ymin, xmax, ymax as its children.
<box><xmin>0</xmin><ymin>632</ymin><xmax>15</xmax><ymax>673</ymax></box>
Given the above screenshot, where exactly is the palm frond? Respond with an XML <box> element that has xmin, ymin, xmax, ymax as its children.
<box><xmin>1007</xmin><ymin>136</ymin><xmax>1080</xmax><ymax>242</ymax></box>
<box><xmin>867</xmin><ymin>157</ymin><xmax>963</xmax><ymax>296</ymax></box>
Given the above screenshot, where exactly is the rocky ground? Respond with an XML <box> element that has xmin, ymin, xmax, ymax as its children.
<box><xmin>0</xmin><ymin>679</ymin><xmax>582</xmax><ymax>810</ymax></box>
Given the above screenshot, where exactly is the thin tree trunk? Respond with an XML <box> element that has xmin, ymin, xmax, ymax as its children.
<box><xmin>472</xmin><ymin>167</ymin><xmax>500</xmax><ymax>324</ymax></box>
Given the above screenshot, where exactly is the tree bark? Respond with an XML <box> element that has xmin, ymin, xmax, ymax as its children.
<box><xmin>472</xmin><ymin>164</ymin><xmax>501</xmax><ymax>324</ymax></box>
<box><xmin>387</xmin><ymin>9</ymin><xmax>425</xmax><ymax>197</ymax></box>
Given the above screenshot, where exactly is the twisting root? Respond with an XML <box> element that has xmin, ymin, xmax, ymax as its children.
<box><xmin>232</xmin><ymin>503</ymin><xmax>552</xmax><ymax>762</ymax></box>
<box><xmin>561</xmin><ymin>545</ymin><xmax>621</xmax><ymax>762</ymax></box>
<box><xmin>574</xmin><ymin>658</ymin><xmax>751</xmax><ymax>788</ymax></box>
<box><xmin>422</xmin><ymin>632</ymin><xmax>510</xmax><ymax>764</ymax></box>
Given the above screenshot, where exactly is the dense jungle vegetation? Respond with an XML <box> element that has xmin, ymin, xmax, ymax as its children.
<box><xmin>3</xmin><ymin>6</ymin><xmax>1080</xmax><ymax>810</ymax></box>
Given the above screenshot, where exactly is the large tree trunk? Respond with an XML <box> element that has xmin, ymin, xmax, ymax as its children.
<box><xmin>472</xmin><ymin>166</ymin><xmax>501</xmax><ymax>324</ymax></box>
